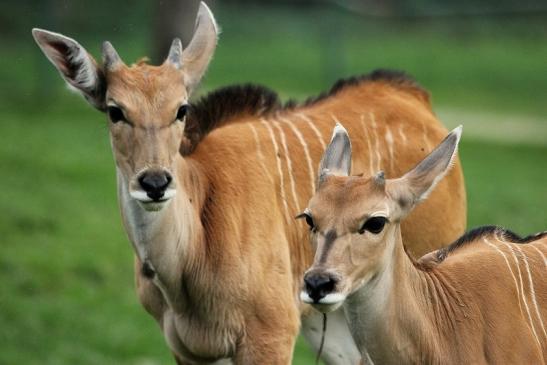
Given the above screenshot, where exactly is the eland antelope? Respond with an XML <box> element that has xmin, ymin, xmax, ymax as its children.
<box><xmin>32</xmin><ymin>2</ymin><xmax>466</xmax><ymax>364</ymax></box>
<box><xmin>301</xmin><ymin>125</ymin><xmax>547</xmax><ymax>364</ymax></box>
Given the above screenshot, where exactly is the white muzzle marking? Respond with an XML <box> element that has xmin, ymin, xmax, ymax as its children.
<box><xmin>130</xmin><ymin>188</ymin><xmax>177</xmax><ymax>203</ymax></box>
<box><xmin>300</xmin><ymin>291</ymin><xmax>347</xmax><ymax>304</ymax></box>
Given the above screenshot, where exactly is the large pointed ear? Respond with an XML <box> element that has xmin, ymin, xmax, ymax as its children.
<box><xmin>32</xmin><ymin>28</ymin><xmax>106</xmax><ymax>110</ymax></box>
<box><xmin>165</xmin><ymin>2</ymin><xmax>218</xmax><ymax>92</ymax></box>
<box><xmin>387</xmin><ymin>126</ymin><xmax>462</xmax><ymax>216</ymax></box>
<box><xmin>318</xmin><ymin>123</ymin><xmax>352</xmax><ymax>187</ymax></box>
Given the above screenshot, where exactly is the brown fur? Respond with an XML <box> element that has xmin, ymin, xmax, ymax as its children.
<box><xmin>33</xmin><ymin>27</ymin><xmax>466</xmax><ymax>364</ymax></box>
<box><xmin>139</xmin><ymin>69</ymin><xmax>466</xmax><ymax>363</ymax></box>
<box><xmin>303</xmin><ymin>133</ymin><xmax>545</xmax><ymax>364</ymax></box>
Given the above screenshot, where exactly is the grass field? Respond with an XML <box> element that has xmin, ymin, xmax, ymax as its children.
<box><xmin>1</xmin><ymin>3</ymin><xmax>546</xmax><ymax>364</ymax></box>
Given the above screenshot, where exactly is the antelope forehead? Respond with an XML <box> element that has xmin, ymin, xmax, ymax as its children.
<box><xmin>108</xmin><ymin>65</ymin><xmax>185</xmax><ymax>95</ymax></box>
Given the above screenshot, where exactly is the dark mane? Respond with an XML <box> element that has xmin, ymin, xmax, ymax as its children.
<box><xmin>181</xmin><ymin>69</ymin><xmax>429</xmax><ymax>154</ymax></box>
<box><xmin>434</xmin><ymin>225</ymin><xmax>547</xmax><ymax>263</ymax></box>
<box><xmin>301</xmin><ymin>69</ymin><xmax>430</xmax><ymax>107</ymax></box>
<box><xmin>181</xmin><ymin>84</ymin><xmax>284</xmax><ymax>154</ymax></box>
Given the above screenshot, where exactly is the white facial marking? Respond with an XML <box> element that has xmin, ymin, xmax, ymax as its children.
<box><xmin>280</xmin><ymin>117</ymin><xmax>316</xmax><ymax>192</ymax></box>
<box><xmin>261</xmin><ymin>119</ymin><xmax>291</xmax><ymax>221</ymax></box>
<box><xmin>129</xmin><ymin>188</ymin><xmax>176</xmax><ymax>203</ymax></box>
<box><xmin>300</xmin><ymin>291</ymin><xmax>347</xmax><ymax>307</ymax></box>
<box><xmin>300</xmin><ymin>291</ymin><xmax>313</xmax><ymax>304</ymax></box>
<box><xmin>163</xmin><ymin>189</ymin><xmax>177</xmax><ymax>199</ymax></box>
<box><xmin>297</xmin><ymin>113</ymin><xmax>327</xmax><ymax>150</ymax></box>
<box><xmin>248</xmin><ymin>123</ymin><xmax>274</xmax><ymax>184</ymax></box>
<box><xmin>130</xmin><ymin>190</ymin><xmax>152</xmax><ymax>202</ymax></box>
<box><xmin>319</xmin><ymin>292</ymin><xmax>347</xmax><ymax>304</ymax></box>
<box><xmin>272</xmin><ymin>119</ymin><xmax>300</xmax><ymax>212</ymax></box>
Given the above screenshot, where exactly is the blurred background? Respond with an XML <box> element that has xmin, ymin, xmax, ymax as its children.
<box><xmin>1</xmin><ymin>0</ymin><xmax>546</xmax><ymax>363</ymax></box>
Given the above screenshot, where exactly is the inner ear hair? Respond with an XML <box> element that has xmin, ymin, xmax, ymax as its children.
<box><xmin>32</xmin><ymin>28</ymin><xmax>106</xmax><ymax>110</ymax></box>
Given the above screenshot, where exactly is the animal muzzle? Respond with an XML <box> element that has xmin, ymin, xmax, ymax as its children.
<box><xmin>303</xmin><ymin>270</ymin><xmax>338</xmax><ymax>303</ymax></box>
<box><xmin>137</xmin><ymin>169</ymin><xmax>173</xmax><ymax>201</ymax></box>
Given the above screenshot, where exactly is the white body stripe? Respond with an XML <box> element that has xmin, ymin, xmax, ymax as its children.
<box><xmin>248</xmin><ymin>123</ymin><xmax>274</xmax><ymax>184</ymax></box>
<box><xmin>260</xmin><ymin>119</ymin><xmax>291</xmax><ymax>220</ymax></box>
<box><xmin>297</xmin><ymin>113</ymin><xmax>326</xmax><ymax>150</ymax></box>
<box><xmin>272</xmin><ymin>120</ymin><xmax>300</xmax><ymax>213</ymax></box>
<box><xmin>369</xmin><ymin>112</ymin><xmax>382</xmax><ymax>171</ymax></box>
<box><xmin>483</xmin><ymin>238</ymin><xmax>522</xmax><ymax>309</ymax></box>
<box><xmin>530</xmin><ymin>245</ymin><xmax>547</xmax><ymax>267</ymax></box>
<box><xmin>398</xmin><ymin>125</ymin><xmax>407</xmax><ymax>145</ymax></box>
<box><xmin>498</xmin><ymin>239</ymin><xmax>542</xmax><ymax>347</ymax></box>
<box><xmin>360</xmin><ymin>114</ymin><xmax>374</xmax><ymax>174</ymax></box>
<box><xmin>279</xmin><ymin>117</ymin><xmax>316</xmax><ymax>192</ymax></box>
<box><xmin>514</xmin><ymin>245</ymin><xmax>547</xmax><ymax>339</ymax></box>
<box><xmin>385</xmin><ymin>125</ymin><xmax>395</xmax><ymax>171</ymax></box>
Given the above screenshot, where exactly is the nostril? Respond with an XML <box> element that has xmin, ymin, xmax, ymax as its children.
<box><xmin>304</xmin><ymin>273</ymin><xmax>337</xmax><ymax>303</ymax></box>
<box><xmin>138</xmin><ymin>171</ymin><xmax>172</xmax><ymax>201</ymax></box>
<box><xmin>165</xmin><ymin>173</ymin><xmax>172</xmax><ymax>186</ymax></box>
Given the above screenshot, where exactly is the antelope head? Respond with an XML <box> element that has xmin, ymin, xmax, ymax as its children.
<box><xmin>299</xmin><ymin>124</ymin><xmax>462</xmax><ymax>312</ymax></box>
<box><xmin>32</xmin><ymin>2</ymin><xmax>218</xmax><ymax>212</ymax></box>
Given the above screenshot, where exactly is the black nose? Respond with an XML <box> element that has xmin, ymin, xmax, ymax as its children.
<box><xmin>138</xmin><ymin>171</ymin><xmax>172</xmax><ymax>201</ymax></box>
<box><xmin>304</xmin><ymin>272</ymin><xmax>337</xmax><ymax>303</ymax></box>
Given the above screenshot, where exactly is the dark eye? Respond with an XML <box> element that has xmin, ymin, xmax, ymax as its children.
<box><xmin>107</xmin><ymin>106</ymin><xmax>125</xmax><ymax>123</ymax></box>
<box><xmin>176</xmin><ymin>104</ymin><xmax>189</xmax><ymax>121</ymax></box>
<box><xmin>297</xmin><ymin>212</ymin><xmax>316</xmax><ymax>232</ymax></box>
<box><xmin>359</xmin><ymin>217</ymin><xmax>388</xmax><ymax>235</ymax></box>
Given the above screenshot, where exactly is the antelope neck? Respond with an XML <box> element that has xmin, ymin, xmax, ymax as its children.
<box><xmin>343</xmin><ymin>225</ymin><xmax>454</xmax><ymax>364</ymax></box>
<box><xmin>117</xmin><ymin>156</ymin><xmax>207</xmax><ymax>310</ymax></box>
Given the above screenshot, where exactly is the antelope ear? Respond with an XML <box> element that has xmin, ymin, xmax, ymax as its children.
<box><xmin>32</xmin><ymin>28</ymin><xmax>106</xmax><ymax>110</ymax></box>
<box><xmin>180</xmin><ymin>2</ymin><xmax>219</xmax><ymax>91</ymax></box>
<box><xmin>387</xmin><ymin>126</ymin><xmax>462</xmax><ymax>216</ymax></box>
<box><xmin>318</xmin><ymin>123</ymin><xmax>352</xmax><ymax>187</ymax></box>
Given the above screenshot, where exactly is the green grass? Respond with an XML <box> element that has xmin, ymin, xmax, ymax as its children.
<box><xmin>1</xmin><ymin>104</ymin><xmax>546</xmax><ymax>364</ymax></box>
<box><xmin>1</xmin><ymin>3</ymin><xmax>546</xmax><ymax>364</ymax></box>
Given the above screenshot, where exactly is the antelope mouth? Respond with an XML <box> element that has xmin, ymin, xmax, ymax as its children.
<box><xmin>129</xmin><ymin>189</ymin><xmax>177</xmax><ymax>211</ymax></box>
<box><xmin>300</xmin><ymin>291</ymin><xmax>346</xmax><ymax>313</ymax></box>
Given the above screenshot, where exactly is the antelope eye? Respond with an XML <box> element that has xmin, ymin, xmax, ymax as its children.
<box><xmin>296</xmin><ymin>212</ymin><xmax>316</xmax><ymax>232</ymax></box>
<box><xmin>176</xmin><ymin>104</ymin><xmax>189</xmax><ymax>121</ymax></box>
<box><xmin>359</xmin><ymin>217</ymin><xmax>388</xmax><ymax>235</ymax></box>
<box><xmin>107</xmin><ymin>106</ymin><xmax>125</xmax><ymax>123</ymax></box>
<box><xmin>304</xmin><ymin>214</ymin><xmax>315</xmax><ymax>231</ymax></box>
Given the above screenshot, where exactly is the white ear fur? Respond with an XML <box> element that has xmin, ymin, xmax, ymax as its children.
<box><xmin>388</xmin><ymin>126</ymin><xmax>462</xmax><ymax>212</ymax></box>
<box><xmin>32</xmin><ymin>28</ymin><xmax>105</xmax><ymax>109</ymax></box>
<box><xmin>181</xmin><ymin>2</ymin><xmax>219</xmax><ymax>91</ymax></box>
<box><xmin>318</xmin><ymin>123</ymin><xmax>352</xmax><ymax>186</ymax></box>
